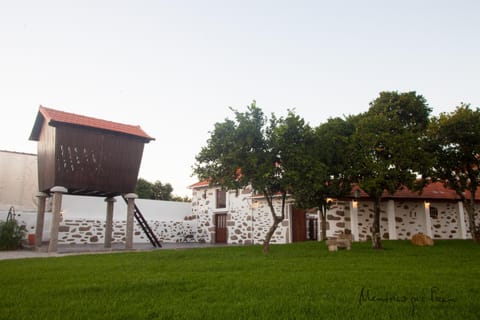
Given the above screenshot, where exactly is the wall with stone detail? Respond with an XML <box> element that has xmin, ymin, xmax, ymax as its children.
<box><xmin>56</xmin><ymin>219</ymin><xmax>197</xmax><ymax>244</ymax></box>
<box><xmin>191</xmin><ymin>186</ymin><xmax>216</xmax><ymax>244</ymax></box>
<box><xmin>353</xmin><ymin>201</ymin><xmax>388</xmax><ymax>241</ymax></box>
<box><xmin>11</xmin><ymin>191</ymin><xmax>480</xmax><ymax>246</ymax></box>
<box><xmin>6</xmin><ymin>211</ymin><xmax>198</xmax><ymax>245</ymax></box>
<box><xmin>191</xmin><ymin>184</ymin><xmax>480</xmax><ymax>244</ymax></box>
<box><xmin>393</xmin><ymin>201</ymin><xmax>427</xmax><ymax>239</ymax></box>
<box><xmin>191</xmin><ymin>186</ymin><xmax>289</xmax><ymax>245</ymax></box>
<box><xmin>316</xmin><ymin>200</ymin><xmax>480</xmax><ymax>242</ymax></box>
<box><xmin>324</xmin><ymin>201</ymin><xmax>351</xmax><ymax>239</ymax></box>
<box><xmin>251</xmin><ymin>197</ymin><xmax>290</xmax><ymax>244</ymax></box>
<box><xmin>429</xmin><ymin>202</ymin><xmax>460</xmax><ymax>239</ymax></box>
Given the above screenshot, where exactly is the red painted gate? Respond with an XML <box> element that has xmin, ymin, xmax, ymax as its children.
<box><xmin>292</xmin><ymin>208</ymin><xmax>307</xmax><ymax>242</ymax></box>
<box><xmin>215</xmin><ymin>213</ymin><xmax>227</xmax><ymax>243</ymax></box>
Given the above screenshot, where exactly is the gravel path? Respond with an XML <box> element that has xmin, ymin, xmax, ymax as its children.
<box><xmin>0</xmin><ymin>242</ymin><xmax>222</xmax><ymax>260</ymax></box>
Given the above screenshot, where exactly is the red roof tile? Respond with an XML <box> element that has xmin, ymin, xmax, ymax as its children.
<box><xmin>350</xmin><ymin>182</ymin><xmax>477</xmax><ymax>201</ymax></box>
<box><xmin>29</xmin><ymin>105</ymin><xmax>154</xmax><ymax>141</ymax></box>
<box><xmin>190</xmin><ymin>180</ymin><xmax>479</xmax><ymax>201</ymax></box>
<box><xmin>188</xmin><ymin>180</ymin><xmax>210</xmax><ymax>188</ymax></box>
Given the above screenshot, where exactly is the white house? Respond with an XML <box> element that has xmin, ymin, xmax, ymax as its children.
<box><xmin>3</xmin><ymin>149</ymin><xmax>479</xmax><ymax>247</ymax></box>
<box><xmin>189</xmin><ymin>180</ymin><xmax>480</xmax><ymax>244</ymax></box>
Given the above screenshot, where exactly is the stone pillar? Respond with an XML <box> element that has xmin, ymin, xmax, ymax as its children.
<box><xmin>125</xmin><ymin>193</ymin><xmax>138</xmax><ymax>249</ymax></box>
<box><xmin>34</xmin><ymin>192</ymin><xmax>49</xmax><ymax>250</ymax></box>
<box><xmin>457</xmin><ymin>201</ymin><xmax>468</xmax><ymax>239</ymax></box>
<box><xmin>387</xmin><ymin>200</ymin><xmax>397</xmax><ymax>240</ymax></box>
<box><xmin>424</xmin><ymin>201</ymin><xmax>433</xmax><ymax>238</ymax></box>
<box><xmin>48</xmin><ymin>186</ymin><xmax>67</xmax><ymax>253</ymax></box>
<box><xmin>104</xmin><ymin>197</ymin><xmax>116</xmax><ymax>248</ymax></box>
<box><xmin>350</xmin><ymin>200</ymin><xmax>359</xmax><ymax>242</ymax></box>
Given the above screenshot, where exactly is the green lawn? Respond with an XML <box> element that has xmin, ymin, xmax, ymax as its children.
<box><xmin>0</xmin><ymin>240</ymin><xmax>478</xmax><ymax>320</ymax></box>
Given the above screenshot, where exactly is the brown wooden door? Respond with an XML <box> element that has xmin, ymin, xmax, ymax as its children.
<box><xmin>215</xmin><ymin>213</ymin><xmax>227</xmax><ymax>243</ymax></box>
<box><xmin>292</xmin><ymin>208</ymin><xmax>307</xmax><ymax>242</ymax></box>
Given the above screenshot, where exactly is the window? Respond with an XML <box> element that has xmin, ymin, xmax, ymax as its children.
<box><xmin>216</xmin><ymin>189</ymin><xmax>227</xmax><ymax>209</ymax></box>
<box><xmin>429</xmin><ymin>206</ymin><xmax>438</xmax><ymax>219</ymax></box>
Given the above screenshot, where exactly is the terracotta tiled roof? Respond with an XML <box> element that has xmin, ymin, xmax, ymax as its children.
<box><xmin>190</xmin><ymin>179</ymin><xmax>480</xmax><ymax>201</ymax></box>
<box><xmin>387</xmin><ymin>182</ymin><xmax>457</xmax><ymax>200</ymax></box>
<box><xmin>188</xmin><ymin>180</ymin><xmax>210</xmax><ymax>188</ymax></box>
<box><xmin>29</xmin><ymin>105</ymin><xmax>154</xmax><ymax>141</ymax></box>
<box><xmin>351</xmin><ymin>182</ymin><xmax>478</xmax><ymax>201</ymax></box>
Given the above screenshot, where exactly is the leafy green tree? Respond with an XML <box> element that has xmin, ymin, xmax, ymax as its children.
<box><xmin>136</xmin><ymin>178</ymin><xmax>188</xmax><ymax>201</ymax></box>
<box><xmin>428</xmin><ymin>103</ymin><xmax>480</xmax><ymax>241</ymax></box>
<box><xmin>135</xmin><ymin>178</ymin><xmax>154</xmax><ymax>199</ymax></box>
<box><xmin>350</xmin><ymin>91</ymin><xmax>432</xmax><ymax>249</ymax></box>
<box><xmin>293</xmin><ymin>117</ymin><xmax>355</xmax><ymax>240</ymax></box>
<box><xmin>152</xmin><ymin>181</ymin><xmax>174</xmax><ymax>201</ymax></box>
<box><xmin>171</xmin><ymin>195</ymin><xmax>192</xmax><ymax>202</ymax></box>
<box><xmin>193</xmin><ymin>101</ymin><xmax>310</xmax><ymax>253</ymax></box>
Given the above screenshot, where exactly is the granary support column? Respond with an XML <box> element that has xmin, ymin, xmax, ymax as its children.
<box><xmin>48</xmin><ymin>186</ymin><xmax>67</xmax><ymax>253</ymax></box>
<box><xmin>457</xmin><ymin>201</ymin><xmax>468</xmax><ymax>239</ymax></box>
<box><xmin>387</xmin><ymin>200</ymin><xmax>397</xmax><ymax>240</ymax></box>
<box><xmin>34</xmin><ymin>192</ymin><xmax>49</xmax><ymax>250</ymax></box>
<box><xmin>125</xmin><ymin>193</ymin><xmax>138</xmax><ymax>250</ymax></box>
<box><xmin>350</xmin><ymin>200</ymin><xmax>359</xmax><ymax>242</ymax></box>
<box><xmin>104</xmin><ymin>197</ymin><xmax>116</xmax><ymax>248</ymax></box>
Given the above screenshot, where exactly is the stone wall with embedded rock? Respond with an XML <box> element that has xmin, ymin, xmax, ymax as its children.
<box><xmin>324</xmin><ymin>201</ymin><xmax>351</xmax><ymax>239</ymax></box>
<box><xmin>430</xmin><ymin>202</ymin><xmax>460</xmax><ymax>239</ymax></box>
<box><xmin>191</xmin><ymin>186</ymin><xmax>289</xmax><ymax>245</ymax></box>
<box><xmin>250</xmin><ymin>198</ymin><xmax>289</xmax><ymax>245</ymax></box>
<box><xmin>354</xmin><ymin>201</ymin><xmax>389</xmax><ymax>241</ymax></box>
<box><xmin>14</xmin><ymin>192</ymin><xmax>480</xmax><ymax>246</ymax></box>
<box><xmin>321</xmin><ymin>200</ymin><xmax>477</xmax><ymax>241</ymax></box>
<box><xmin>429</xmin><ymin>202</ymin><xmax>480</xmax><ymax>239</ymax></box>
<box><xmin>191</xmin><ymin>184</ymin><xmax>479</xmax><ymax>244</ymax></box>
<box><xmin>55</xmin><ymin>219</ymin><xmax>197</xmax><ymax>244</ymax></box>
<box><xmin>393</xmin><ymin>201</ymin><xmax>427</xmax><ymax>239</ymax></box>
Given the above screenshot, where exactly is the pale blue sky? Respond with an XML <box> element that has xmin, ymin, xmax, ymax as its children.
<box><xmin>1</xmin><ymin>0</ymin><xmax>479</xmax><ymax>197</ymax></box>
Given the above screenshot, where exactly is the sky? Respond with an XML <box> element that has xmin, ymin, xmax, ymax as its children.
<box><xmin>1</xmin><ymin>0</ymin><xmax>479</xmax><ymax>198</ymax></box>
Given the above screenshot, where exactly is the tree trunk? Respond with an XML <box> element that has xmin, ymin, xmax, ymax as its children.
<box><xmin>372</xmin><ymin>197</ymin><xmax>383</xmax><ymax>250</ymax></box>
<box><xmin>263</xmin><ymin>217</ymin><xmax>281</xmax><ymax>254</ymax></box>
<box><xmin>320</xmin><ymin>206</ymin><xmax>327</xmax><ymax>241</ymax></box>
<box><xmin>262</xmin><ymin>190</ymin><xmax>287</xmax><ymax>254</ymax></box>
<box><xmin>465</xmin><ymin>193</ymin><xmax>479</xmax><ymax>242</ymax></box>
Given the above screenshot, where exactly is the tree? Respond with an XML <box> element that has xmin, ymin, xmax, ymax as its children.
<box><xmin>193</xmin><ymin>101</ymin><xmax>311</xmax><ymax>254</ymax></box>
<box><xmin>135</xmin><ymin>178</ymin><xmax>154</xmax><ymax>199</ymax></box>
<box><xmin>293</xmin><ymin>117</ymin><xmax>355</xmax><ymax>240</ymax></box>
<box><xmin>171</xmin><ymin>195</ymin><xmax>192</xmax><ymax>202</ymax></box>
<box><xmin>152</xmin><ymin>181</ymin><xmax>174</xmax><ymax>201</ymax></box>
<box><xmin>135</xmin><ymin>178</ymin><xmax>189</xmax><ymax>201</ymax></box>
<box><xmin>349</xmin><ymin>91</ymin><xmax>432</xmax><ymax>249</ymax></box>
<box><xmin>428</xmin><ymin>103</ymin><xmax>480</xmax><ymax>241</ymax></box>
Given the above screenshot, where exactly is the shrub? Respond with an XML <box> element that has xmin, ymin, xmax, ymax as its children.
<box><xmin>0</xmin><ymin>218</ymin><xmax>26</xmax><ymax>250</ymax></box>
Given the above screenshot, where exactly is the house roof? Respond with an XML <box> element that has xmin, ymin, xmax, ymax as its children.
<box><xmin>29</xmin><ymin>105</ymin><xmax>155</xmax><ymax>142</ymax></box>
<box><xmin>188</xmin><ymin>180</ymin><xmax>210</xmax><ymax>189</ymax></box>
<box><xmin>190</xmin><ymin>180</ymin><xmax>479</xmax><ymax>201</ymax></box>
<box><xmin>348</xmin><ymin>182</ymin><xmax>478</xmax><ymax>201</ymax></box>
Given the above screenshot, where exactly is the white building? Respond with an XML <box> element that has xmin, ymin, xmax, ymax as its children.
<box><xmin>2</xmin><ymin>149</ymin><xmax>479</xmax><ymax>247</ymax></box>
<box><xmin>189</xmin><ymin>180</ymin><xmax>480</xmax><ymax>244</ymax></box>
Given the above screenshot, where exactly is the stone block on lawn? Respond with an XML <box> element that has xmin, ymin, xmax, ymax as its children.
<box><xmin>411</xmin><ymin>233</ymin><xmax>434</xmax><ymax>246</ymax></box>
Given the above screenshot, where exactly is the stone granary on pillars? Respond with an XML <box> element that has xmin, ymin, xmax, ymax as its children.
<box><xmin>29</xmin><ymin>105</ymin><xmax>158</xmax><ymax>252</ymax></box>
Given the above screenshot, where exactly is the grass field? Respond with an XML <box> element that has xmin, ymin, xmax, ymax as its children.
<box><xmin>0</xmin><ymin>240</ymin><xmax>479</xmax><ymax>320</ymax></box>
